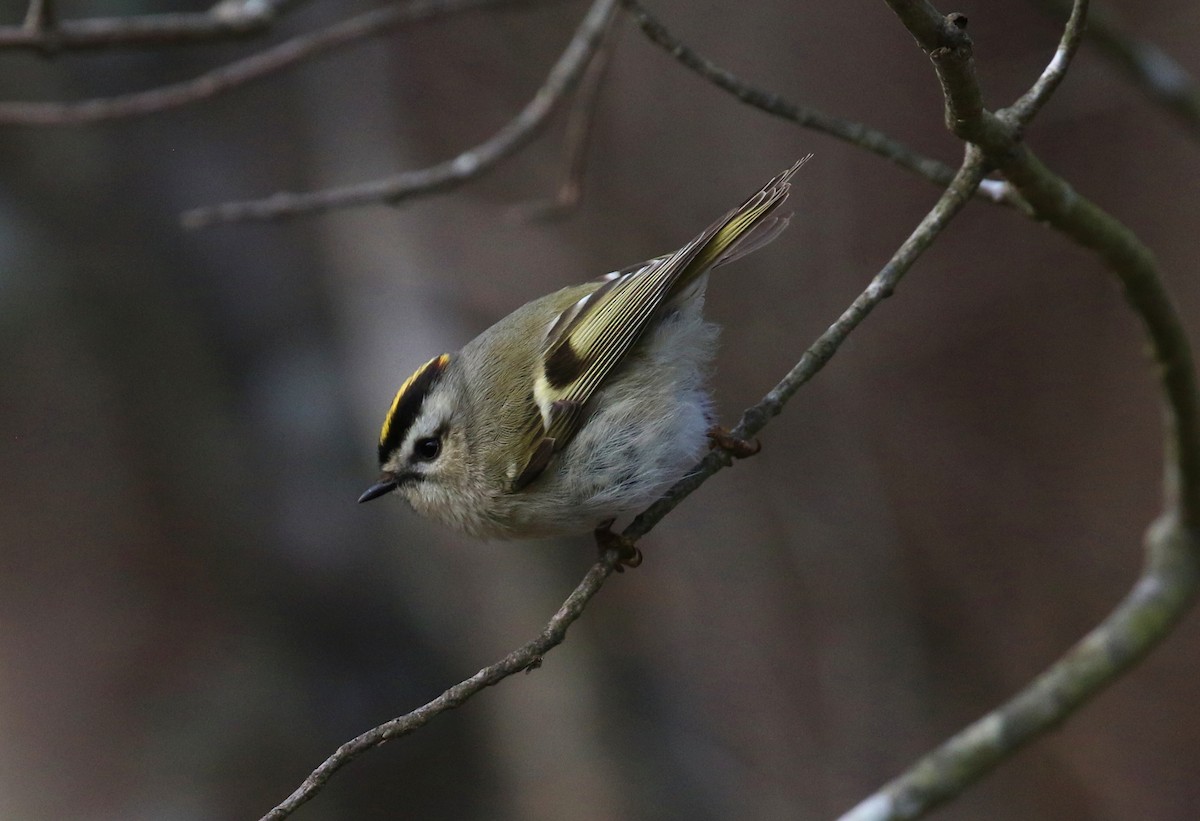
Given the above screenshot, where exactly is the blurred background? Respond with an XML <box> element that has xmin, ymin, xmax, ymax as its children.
<box><xmin>1</xmin><ymin>0</ymin><xmax>1198</xmax><ymax>818</ymax></box>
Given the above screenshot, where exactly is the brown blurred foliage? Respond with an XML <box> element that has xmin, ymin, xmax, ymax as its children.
<box><xmin>0</xmin><ymin>1</ymin><xmax>1197</xmax><ymax>819</ymax></box>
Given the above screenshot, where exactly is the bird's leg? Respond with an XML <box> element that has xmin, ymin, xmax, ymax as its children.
<box><xmin>594</xmin><ymin>519</ymin><xmax>642</xmax><ymax>571</ymax></box>
<box><xmin>707</xmin><ymin>425</ymin><xmax>761</xmax><ymax>458</ymax></box>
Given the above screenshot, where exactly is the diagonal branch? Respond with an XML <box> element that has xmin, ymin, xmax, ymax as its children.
<box><xmin>1029</xmin><ymin>0</ymin><xmax>1200</xmax><ymax>142</ymax></box>
<box><xmin>625</xmin><ymin>147</ymin><xmax>989</xmax><ymax>541</ymax></box>
<box><xmin>0</xmin><ymin>0</ymin><xmax>537</xmax><ymax>126</ymax></box>
<box><xmin>839</xmin><ymin>515</ymin><xmax>1198</xmax><ymax>821</ymax></box>
<box><xmin>509</xmin><ymin>5</ymin><xmax>620</xmax><ymax>221</ymax></box>
<box><xmin>0</xmin><ymin>0</ymin><xmax>298</xmax><ymax>51</ymax></box>
<box><xmin>257</xmin><ymin>148</ymin><xmax>991</xmax><ymax>819</ymax></box>
<box><xmin>182</xmin><ymin>0</ymin><xmax>617</xmax><ymax>229</ymax></box>
<box><xmin>22</xmin><ymin>0</ymin><xmax>56</xmax><ymax>36</ymax></box>
<box><xmin>617</xmin><ymin>0</ymin><xmax>1021</xmax><ymax>208</ymax></box>
<box><xmin>1009</xmin><ymin>0</ymin><xmax>1089</xmax><ymax>123</ymax></box>
<box><xmin>258</xmin><ymin>550</ymin><xmax>625</xmax><ymax>821</ymax></box>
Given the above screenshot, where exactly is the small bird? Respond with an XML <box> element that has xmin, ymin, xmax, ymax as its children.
<box><xmin>359</xmin><ymin>159</ymin><xmax>806</xmax><ymax>544</ymax></box>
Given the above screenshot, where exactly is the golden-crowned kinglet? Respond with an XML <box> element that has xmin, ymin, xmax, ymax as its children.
<box><xmin>359</xmin><ymin>159</ymin><xmax>806</xmax><ymax>538</ymax></box>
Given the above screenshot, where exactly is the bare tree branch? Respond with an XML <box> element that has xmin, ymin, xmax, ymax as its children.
<box><xmin>838</xmin><ymin>2</ymin><xmax>1200</xmax><ymax>817</ymax></box>
<box><xmin>0</xmin><ymin>0</ymin><xmax>298</xmax><ymax>51</ymax></box>
<box><xmin>888</xmin><ymin>0</ymin><xmax>1200</xmax><ymax>519</ymax></box>
<box><xmin>1031</xmin><ymin>0</ymin><xmax>1200</xmax><ymax>141</ymax></box>
<box><xmin>258</xmin><ymin>548</ymin><xmax>625</xmax><ymax>821</ymax></box>
<box><xmin>617</xmin><ymin>0</ymin><xmax>1023</xmax><ymax>208</ymax></box>
<box><xmin>626</xmin><ymin>147</ymin><xmax>989</xmax><ymax>540</ymax></box>
<box><xmin>0</xmin><ymin>0</ymin><xmax>533</xmax><ymax>126</ymax></box>
<box><xmin>509</xmin><ymin>5</ymin><xmax>620</xmax><ymax>221</ymax></box>
<box><xmin>1009</xmin><ymin>0</ymin><xmax>1089</xmax><ymax>123</ymax></box>
<box><xmin>840</xmin><ymin>515</ymin><xmax>1198</xmax><ymax>821</ymax></box>
<box><xmin>181</xmin><ymin>0</ymin><xmax>618</xmax><ymax>229</ymax></box>
<box><xmin>22</xmin><ymin>0</ymin><xmax>55</xmax><ymax>37</ymax></box>
<box><xmin>258</xmin><ymin>147</ymin><xmax>991</xmax><ymax>819</ymax></box>
<box><xmin>248</xmin><ymin>2</ymin><xmax>1198</xmax><ymax>817</ymax></box>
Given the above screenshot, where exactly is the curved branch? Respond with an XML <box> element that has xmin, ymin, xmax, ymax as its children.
<box><xmin>510</xmin><ymin>5</ymin><xmax>620</xmax><ymax>221</ymax></box>
<box><xmin>998</xmin><ymin>148</ymin><xmax>1200</xmax><ymax>521</ymax></box>
<box><xmin>1009</xmin><ymin>0</ymin><xmax>1089</xmax><ymax>123</ymax></box>
<box><xmin>888</xmin><ymin>0</ymin><xmax>1200</xmax><ymax>523</ymax></box>
<box><xmin>258</xmin><ymin>549</ymin><xmax>625</xmax><ymax>821</ymax></box>
<box><xmin>617</xmin><ymin>0</ymin><xmax>1022</xmax><ymax>208</ymax></box>
<box><xmin>1030</xmin><ymin>0</ymin><xmax>1200</xmax><ymax>142</ymax></box>
<box><xmin>0</xmin><ymin>0</ymin><xmax>537</xmax><ymax>125</ymax></box>
<box><xmin>840</xmin><ymin>3</ymin><xmax>1200</xmax><ymax>818</ymax></box>
<box><xmin>181</xmin><ymin>0</ymin><xmax>617</xmax><ymax>228</ymax></box>
<box><xmin>0</xmin><ymin>0</ymin><xmax>297</xmax><ymax>51</ymax></box>
<box><xmin>840</xmin><ymin>515</ymin><xmax>1198</xmax><ymax>821</ymax></box>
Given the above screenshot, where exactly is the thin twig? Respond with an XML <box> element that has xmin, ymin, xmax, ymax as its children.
<box><xmin>258</xmin><ymin>549</ymin><xmax>625</xmax><ymax>821</ymax></box>
<box><xmin>22</xmin><ymin>0</ymin><xmax>55</xmax><ymax>35</ymax></box>
<box><xmin>839</xmin><ymin>515</ymin><xmax>1198</xmax><ymax>821</ymax></box>
<box><xmin>1030</xmin><ymin>0</ymin><xmax>1200</xmax><ymax>141</ymax></box>
<box><xmin>840</xmin><ymin>2</ymin><xmax>1200</xmax><ymax>817</ymax></box>
<box><xmin>0</xmin><ymin>0</ymin><xmax>534</xmax><ymax>126</ymax></box>
<box><xmin>510</xmin><ymin>4</ymin><xmax>621</xmax><ymax>221</ymax></box>
<box><xmin>617</xmin><ymin>0</ymin><xmax>1017</xmax><ymax>209</ymax></box>
<box><xmin>1</xmin><ymin>0</ymin><xmax>296</xmax><ymax>50</ymax></box>
<box><xmin>1009</xmin><ymin>0</ymin><xmax>1089</xmax><ymax>123</ymax></box>
<box><xmin>182</xmin><ymin>0</ymin><xmax>618</xmax><ymax>228</ymax></box>
<box><xmin>624</xmin><ymin>146</ymin><xmax>989</xmax><ymax>541</ymax></box>
<box><xmin>888</xmin><ymin>0</ymin><xmax>1200</xmax><ymax>523</ymax></box>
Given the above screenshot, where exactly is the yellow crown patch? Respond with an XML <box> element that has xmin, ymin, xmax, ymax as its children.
<box><xmin>378</xmin><ymin>353</ymin><xmax>450</xmax><ymax>460</ymax></box>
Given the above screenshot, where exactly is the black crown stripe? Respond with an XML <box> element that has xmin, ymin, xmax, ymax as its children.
<box><xmin>378</xmin><ymin>354</ymin><xmax>450</xmax><ymax>464</ymax></box>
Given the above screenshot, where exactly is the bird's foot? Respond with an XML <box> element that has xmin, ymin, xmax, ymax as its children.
<box><xmin>594</xmin><ymin>519</ymin><xmax>642</xmax><ymax>572</ymax></box>
<box><xmin>707</xmin><ymin>425</ymin><xmax>761</xmax><ymax>458</ymax></box>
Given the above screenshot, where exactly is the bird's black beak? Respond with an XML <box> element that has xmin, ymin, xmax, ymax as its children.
<box><xmin>358</xmin><ymin>473</ymin><xmax>399</xmax><ymax>504</ymax></box>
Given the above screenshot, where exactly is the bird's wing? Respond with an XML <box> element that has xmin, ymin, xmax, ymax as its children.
<box><xmin>510</xmin><ymin>158</ymin><xmax>807</xmax><ymax>491</ymax></box>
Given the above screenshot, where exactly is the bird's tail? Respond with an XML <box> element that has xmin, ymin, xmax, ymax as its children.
<box><xmin>681</xmin><ymin>154</ymin><xmax>810</xmax><ymax>283</ymax></box>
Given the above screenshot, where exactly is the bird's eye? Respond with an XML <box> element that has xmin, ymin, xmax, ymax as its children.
<box><xmin>413</xmin><ymin>437</ymin><xmax>441</xmax><ymax>461</ymax></box>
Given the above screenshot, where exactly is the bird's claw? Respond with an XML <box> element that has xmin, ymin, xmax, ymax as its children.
<box><xmin>707</xmin><ymin>425</ymin><xmax>762</xmax><ymax>458</ymax></box>
<box><xmin>594</xmin><ymin>520</ymin><xmax>643</xmax><ymax>571</ymax></box>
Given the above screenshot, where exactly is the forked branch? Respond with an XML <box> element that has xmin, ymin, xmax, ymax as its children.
<box><xmin>843</xmin><ymin>1</ymin><xmax>1200</xmax><ymax>817</ymax></box>
<box><xmin>0</xmin><ymin>0</ymin><xmax>296</xmax><ymax>50</ymax></box>
<box><xmin>618</xmin><ymin>0</ymin><xmax>1020</xmax><ymax>208</ymax></box>
<box><xmin>181</xmin><ymin>0</ymin><xmax>617</xmax><ymax>228</ymax></box>
<box><xmin>0</xmin><ymin>0</ymin><xmax>532</xmax><ymax>126</ymax></box>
